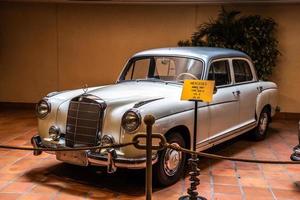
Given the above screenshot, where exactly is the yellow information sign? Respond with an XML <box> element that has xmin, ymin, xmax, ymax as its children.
<box><xmin>181</xmin><ymin>80</ymin><xmax>215</xmax><ymax>102</ymax></box>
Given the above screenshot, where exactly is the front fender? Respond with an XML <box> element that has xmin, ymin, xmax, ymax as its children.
<box><xmin>256</xmin><ymin>85</ymin><xmax>278</xmax><ymax>118</ymax></box>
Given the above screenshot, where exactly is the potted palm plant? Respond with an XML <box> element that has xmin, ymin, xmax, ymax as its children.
<box><xmin>178</xmin><ymin>7</ymin><xmax>280</xmax><ymax>80</ymax></box>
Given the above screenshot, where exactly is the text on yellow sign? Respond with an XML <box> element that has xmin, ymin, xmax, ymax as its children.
<box><xmin>180</xmin><ymin>80</ymin><xmax>215</xmax><ymax>102</ymax></box>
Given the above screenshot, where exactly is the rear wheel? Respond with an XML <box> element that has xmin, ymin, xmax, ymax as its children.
<box><xmin>251</xmin><ymin>107</ymin><xmax>270</xmax><ymax>141</ymax></box>
<box><xmin>153</xmin><ymin>132</ymin><xmax>186</xmax><ymax>187</ymax></box>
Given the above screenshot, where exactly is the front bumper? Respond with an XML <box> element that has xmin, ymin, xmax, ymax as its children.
<box><xmin>31</xmin><ymin>135</ymin><xmax>158</xmax><ymax>172</ymax></box>
<box><xmin>291</xmin><ymin>145</ymin><xmax>300</xmax><ymax>161</ymax></box>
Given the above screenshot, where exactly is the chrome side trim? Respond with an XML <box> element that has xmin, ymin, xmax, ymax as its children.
<box><xmin>133</xmin><ymin>97</ymin><xmax>164</xmax><ymax>108</ymax></box>
<box><xmin>210</xmin><ymin>121</ymin><xmax>256</xmax><ymax>144</ymax></box>
<box><xmin>196</xmin><ymin>121</ymin><xmax>257</xmax><ymax>151</ymax></box>
<box><xmin>156</xmin><ymin>99</ymin><xmax>238</xmax><ymax>120</ymax></box>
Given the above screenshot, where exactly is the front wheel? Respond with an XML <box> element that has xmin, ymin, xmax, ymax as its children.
<box><xmin>250</xmin><ymin>107</ymin><xmax>270</xmax><ymax>141</ymax></box>
<box><xmin>153</xmin><ymin>133</ymin><xmax>186</xmax><ymax>187</ymax></box>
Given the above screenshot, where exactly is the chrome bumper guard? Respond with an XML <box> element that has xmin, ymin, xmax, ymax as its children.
<box><xmin>291</xmin><ymin>120</ymin><xmax>300</xmax><ymax>161</ymax></box>
<box><xmin>31</xmin><ymin>135</ymin><xmax>158</xmax><ymax>172</ymax></box>
<box><xmin>31</xmin><ymin>135</ymin><xmax>43</xmax><ymax>156</ymax></box>
<box><xmin>291</xmin><ymin>145</ymin><xmax>300</xmax><ymax>161</ymax></box>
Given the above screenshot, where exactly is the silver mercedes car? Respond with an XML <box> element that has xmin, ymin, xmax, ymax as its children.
<box><xmin>32</xmin><ymin>47</ymin><xmax>279</xmax><ymax>186</ymax></box>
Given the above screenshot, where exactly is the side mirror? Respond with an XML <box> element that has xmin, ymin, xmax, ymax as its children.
<box><xmin>213</xmin><ymin>86</ymin><xmax>218</xmax><ymax>94</ymax></box>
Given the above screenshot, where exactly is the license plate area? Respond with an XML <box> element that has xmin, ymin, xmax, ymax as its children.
<box><xmin>56</xmin><ymin>150</ymin><xmax>88</xmax><ymax>166</ymax></box>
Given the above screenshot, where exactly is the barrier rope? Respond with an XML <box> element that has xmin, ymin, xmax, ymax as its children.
<box><xmin>0</xmin><ymin>141</ymin><xmax>137</xmax><ymax>152</ymax></box>
<box><xmin>0</xmin><ymin>138</ymin><xmax>299</xmax><ymax>164</ymax></box>
<box><xmin>164</xmin><ymin>143</ymin><xmax>300</xmax><ymax>164</ymax></box>
<box><xmin>1</xmin><ymin>113</ymin><xmax>297</xmax><ymax>200</ymax></box>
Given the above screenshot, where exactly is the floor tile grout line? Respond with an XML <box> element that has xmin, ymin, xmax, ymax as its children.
<box><xmin>0</xmin><ymin>154</ymin><xmax>33</xmax><ymax>192</ymax></box>
<box><xmin>181</xmin><ymin>173</ymin><xmax>185</xmax><ymax>198</ymax></box>
<box><xmin>0</xmin><ymin>150</ymin><xmax>31</xmax><ymax>166</ymax></box>
<box><xmin>250</xmin><ymin>145</ymin><xmax>277</xmax><ymax>200</ymax></box>
<box><xmin>208</xmin><ymin>160</ymin><xmax>214</xmax><ymax>200</ymax></box>
<box><xmin>0</xmin><ymin>151</ymin><xmax>57</xmax><ymax>198</ymax></box>
<box><xmin>233</xmin><ymin>158</ymin><xmax>246</xmax><ymax>200</ymax></box>
<box><xmin>0</xmin><ymin>127</ymin><xmax>38</xmax><ymax>191</ymax></box>
<box><xmin>16</xmin><ymin>183</ymin><xmax>38</xmax><ymax>200</ymax></box>
<box><xmin>0</xmin><ymin>127</ymin><xmax>36</xmax><ymax>145</ymax></box>
<box><xmin>0</xmin><ymin>191</ymin><xmax>24</xmax><ymax>194</ymax></box>
<box><xmin>49</xmin><ymin>192</ymin><xmax>58</xmax><ymax>200</ymax></box>
<box><xmin>267</xmin><ymin>128</ymin><xmax>298</xmax><ymax>189</ymax></box>
<box><xmin>0</xmin><ymin>123</ymin><xmax>46</xmax><ymax>165</ymax></box>
<box><xmin>50</xmin><ymin>188</ymin><xmax>62</xmax><ymax>200</ymax></box>
<box><xmin>16</xmin><ymin>159</ymin><xmax>49</xmax><ymax>199</ymax></box>
<box><xmin>5</xmin><ymin>154</ymin><xmax>54</xmax><ymax>199</ymax></box>
<box><xmin>35</xmin><ymin>158</ymin><xmax>66</xmax><ymax>200</ymax></box>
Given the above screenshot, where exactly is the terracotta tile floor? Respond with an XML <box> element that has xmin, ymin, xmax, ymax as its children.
<box><xmin>0</xmin><ymin>108</ymin><xmax>300</xmax><ymax>200</ymax></box>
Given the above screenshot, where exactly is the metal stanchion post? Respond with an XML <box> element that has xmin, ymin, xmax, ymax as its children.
<box><xmin>179</xmin><ymin>101</ymin><xmax>207</xmax><ymax>200</ymax></box>
<box><xmin>144</xmin><ymin>115</ymin><xmax>155</xmax><ymax>200</ymax></box>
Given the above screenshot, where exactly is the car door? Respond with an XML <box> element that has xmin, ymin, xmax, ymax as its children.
<box><xmin>206</xmin><ymin>59</ymin><xmax>239</xmax><ymax>142</ymax></box>
<box><xmin>232</xmin><ymin>58</ymin><xmax>259</xmax><ymax>126</ymax></box>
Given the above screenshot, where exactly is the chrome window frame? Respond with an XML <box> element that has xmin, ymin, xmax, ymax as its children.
<box><xmin>206</xmin><ymin>58</ymin><xmax>233</xmax><ymax>89</ymax></box>
<box><xmin>230</xmin><ymin>57</ymin><xmax>258</xmax><ymax>85</ymax></box>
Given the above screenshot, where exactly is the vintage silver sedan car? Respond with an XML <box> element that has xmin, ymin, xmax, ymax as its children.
<box><xmin>32</xmin><ymin>47</ymin><xmax>278</xmax><ymax>186</ymax></box>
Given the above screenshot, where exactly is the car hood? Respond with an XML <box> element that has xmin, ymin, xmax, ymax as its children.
<box><xmin>51</xmin><ymin>81</ymin><xmax>183</xmax><ymax>108</ymax></box>
<box><xmin>39</xmin><ymin>81</ymin><xmax>198</xmax><ymax>143</ymax></box>
<box><xmin>86</xmin><ymin>81</ymin><xmax>182</xmax><ymax>104</ymax></box>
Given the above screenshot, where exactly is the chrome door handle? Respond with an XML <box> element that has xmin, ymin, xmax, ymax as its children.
<box><xmin>233</xmin><ymin>90</ymin><xmax>241</xmax><ymax>96</ymax></box>
<box><xmin>257</xmin><ymin>86</ymin><xmax>263</xmax><ymax>93</ymax></box>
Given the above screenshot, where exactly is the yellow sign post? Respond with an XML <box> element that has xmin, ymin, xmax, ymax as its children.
<box><xmin>179</xmin><ymin>80</ymin><xmax>215</xmax><ymax>200</ymax></box>
<box><xmin>181</xmin><ymin>80</ymin><xmax>215</xmax><ymax>103</ymax></box>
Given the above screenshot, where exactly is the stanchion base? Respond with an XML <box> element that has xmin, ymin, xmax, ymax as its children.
<box><xmin>178</xmin><ymin>195</ymin><xmax>207</xmax><ymax>200</ymax></box>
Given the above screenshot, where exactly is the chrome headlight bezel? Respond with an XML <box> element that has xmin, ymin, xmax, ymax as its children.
<box><xmin>121</xmin><ymin>109</ymin><xmax>141</xmax><ymax>133</ymax></box>
<box><xmin>101</xmin><ymin>135</ymin><xmax>116</xmax><ymax>145</ymax></box>
<box><xmin>36</xmin><ymin>99</ymin><xmax>51</xmax><ymax>119</ymax></box>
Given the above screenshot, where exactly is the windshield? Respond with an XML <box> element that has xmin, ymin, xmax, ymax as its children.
<box><xmin>120</xmin><ymin>56</ymin><xmax>204</xmax><ymax>82</ymax></box>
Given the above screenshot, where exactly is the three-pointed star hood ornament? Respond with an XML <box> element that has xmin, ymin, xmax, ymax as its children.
<box><xmin>82</xmin><ymin>84</ymin><xmax>88</xmax><ymax>94</ymax></box>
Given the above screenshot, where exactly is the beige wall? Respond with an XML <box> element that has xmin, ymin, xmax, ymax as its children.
<box><xmin>0</xmin><ymin>3</ymin><xmax>299</xmax><ymax>113</ymax></box>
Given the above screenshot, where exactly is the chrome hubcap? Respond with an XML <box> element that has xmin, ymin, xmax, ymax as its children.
<box><xmin>259</xmin><ymin>112</ymin><xmax>268</xmax><ymax>135</ymax></box>
<box><xmin>163</xmin><ymin>143</ymin><xmax>182</xmax><ymax>176</ymax></box>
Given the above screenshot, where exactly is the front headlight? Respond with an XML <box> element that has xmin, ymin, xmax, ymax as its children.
<box><xmin>49</xmin><ymin>125</ymin><xmax>60</xmax><ymax>141</ymax></box>
<box><xmin>36</xmin><ymin>99</ymin><xmax>51</xmax><ymax>119</ymax></box>
<box><xmin>121</xmin><ymin>109</ymin><xmax>141</xmax><ymax>133</ymax></box>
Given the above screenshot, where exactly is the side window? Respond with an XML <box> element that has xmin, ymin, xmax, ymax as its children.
<box><xmin>125</xmin><ymin>59</ymin><xmax>150</xmax><ymax>80</ymax></box>
<box><xmin>233</xmin><ymin>60</ymin><xmax>253</xmax><ymax>83</ymax></box>
<box><xmin>208</xmin><ymin>60</ymin><xmax>231</xmax><ymax>86</ymax></box>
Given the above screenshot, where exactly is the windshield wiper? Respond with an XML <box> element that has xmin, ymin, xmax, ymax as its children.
<box><xmin>136</xmin><ymin>78</ymin><xmax>166</xmax><ymax>83</ymax></box>
<box><xmin>163</xmin><ymin>81</ymin><xmax>183</xmax><ymax>85</ymax></box>
<box><xmin>120</xmin><ymin>78</ymin><xmax>182</xmax><ymax>85</ymax></box>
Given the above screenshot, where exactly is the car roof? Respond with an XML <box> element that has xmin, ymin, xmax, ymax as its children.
<box><xmin>133</xmin><ymin>47</ymin><xmax>250</xmax><ymax>63</ymax></box>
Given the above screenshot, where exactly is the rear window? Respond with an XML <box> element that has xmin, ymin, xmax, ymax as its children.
<box><xmin>233</xmin><ymin>60</ymin><xmax>253</xmax><ymax>83</ymax></box>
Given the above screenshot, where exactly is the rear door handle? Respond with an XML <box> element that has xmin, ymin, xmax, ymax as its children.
<box><xmin>257</xmin><ymin>86</ymin><xmax>263</xmax><ymax>93</ymax></box>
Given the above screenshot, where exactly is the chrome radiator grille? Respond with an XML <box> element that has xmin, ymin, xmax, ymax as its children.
<box><xmin>65</xmin><ymin>96</ymin><xmax>106</xmax><ymax>147</ymax></box>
